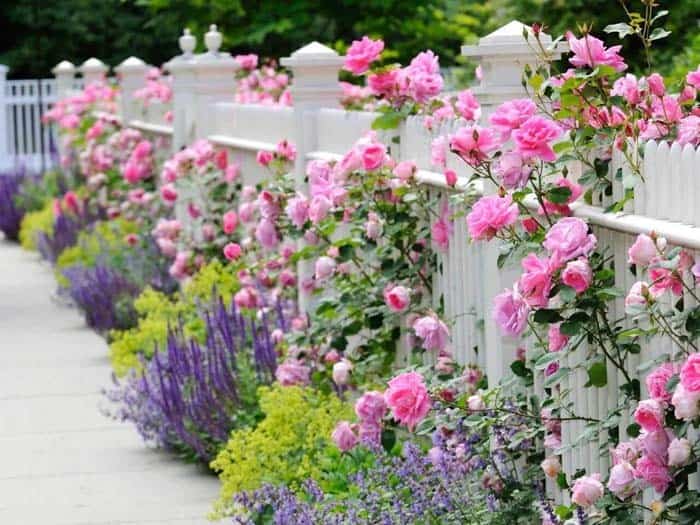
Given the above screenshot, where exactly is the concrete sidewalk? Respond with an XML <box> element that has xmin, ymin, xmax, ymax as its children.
<box><xmin>0</xmin><ymin>240</ymin><xmax>219</xmax><ymax>524</ymax></box>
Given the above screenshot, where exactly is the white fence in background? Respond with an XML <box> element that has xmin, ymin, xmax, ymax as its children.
<box><xmin>52</xmin><ymin>21</ymin><xmax>700</xmax><ymax>501</ymax></box>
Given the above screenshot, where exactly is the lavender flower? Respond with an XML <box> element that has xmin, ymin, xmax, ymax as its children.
<box><xmin>103</xmin><ymin>295</ymin><xmax>290</xmax><ymax>462</ymax></box>
<box><xmin>0</xmin><ymin>167</ymin><xmax>38</xmax><ymax>241</ymax></box>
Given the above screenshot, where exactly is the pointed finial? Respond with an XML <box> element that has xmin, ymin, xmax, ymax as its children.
<box><xmin>205</xmin><ymin>24</ymin><xmax>222</xmax><ymax>54</ymax></box>
<box><xmin>179</xmin><ymin>28</ymin><xmax>196</xmax><ymax>56</ymax></box>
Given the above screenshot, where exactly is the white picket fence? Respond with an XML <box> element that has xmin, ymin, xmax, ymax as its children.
<box><xmin>51</xmin><ymin>21</ymin><xmax>700</xmax><ymax>499</ymax></box>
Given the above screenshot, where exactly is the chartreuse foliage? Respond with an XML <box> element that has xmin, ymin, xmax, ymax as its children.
<box><xmin>108</xmin><ymin>260</ymin><xmax>240</xmax><ymax>375</ymax></box>
<box><xmin>19</xmin><ymin>200</ymin><xmax>53</xmax><ymax>251</ymax></box>
<box><xmin>210</xmin><ymin>385</ymin><xmax>353</xmax><ymax>516</ymax></box>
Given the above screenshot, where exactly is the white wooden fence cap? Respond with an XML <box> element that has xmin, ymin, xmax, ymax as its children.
<box><xmin>79</xmin><ymin>57</ymin><xmax>108</xmax><ymax>73</ymax></box>
<box><xmin>281</xmin><ymin>41</ymin><xmax>344</xmax><ymax>68</ymax></box>
<box><xmin>52</xmin><ymin>60</ymin><xmax>76</xmax><ymax>75</ymax></box>
<box><xmin>179</xmin><ymin>28</ymin><xmax>197</xmax><ymax>57</ymax></box>
<box><xmin>115</xmin><ymin>56</ymin><xmax>148</xmax><ymax>73</ymax></box>
<box><xmin>462</xmin><ymin>20</ymin><xmax>566</xmax><ymax>57</ymax></box>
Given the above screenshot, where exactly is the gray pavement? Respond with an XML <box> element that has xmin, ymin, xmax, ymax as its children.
<box><xmin>0</xmin><ymin>240</ymin><xmax>219</xmax><ymax>524</ymax></box>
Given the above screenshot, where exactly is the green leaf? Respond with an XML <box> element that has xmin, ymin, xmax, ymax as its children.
<box><xmin>533</xmin><ymin>309</ymin><xmax>563</xmax><ymax>324</ymax></box>
<box><xmin>558</xmin><ymin>285</ymin><xmax>576</xmax><ymax>304</ymax></box>
<box><xmin>372</xmin><ymin>111</ymin><xmax>403</xmax><ymax>130</ymax></box>
<box><xmin>555</xmin><ymin>504</ymin><xmax>573</xmax><ymax>519</ymax></box>
<box><xmin>586</xmin><ymin>361</ymin><xmax>607</xmax><ymax>387</ymax></box>
<box><xmin>626</xmin><ymin>423</ymin><xmax>641</xmax><ymax>438</ymax></box>
<box><xmin>604</xmin><ymin>22</ymin><xmax>634</xmax><ymax>38</ymax></box>
<box><xmin>559</xmin><ymin>320</ymin><xmax>582</xmax><ymax>336</ymax></box>
<box><xmin>649</xmin><ymin>28</ymin><xmax>671</xmax><ymax>41</ymax></box>
<box><xmin>617</xmin><ymin>327</ymin><xmax>643</xmax><ymax>340</ymax></box>
<box><xmin>534</xmin><ymin>352</ymin><xmax>560</xmax><ymax>370</ymax></box>
<box><xmin>546</xmin><ymin>186</ymin><xmax>572</xmax><ymax>204</ymax></box>
<box><xmin>510</xmin><ymin>359</ymin><xmax>529</xmax><ymax>378</ymax></box>
<box><xmin>544</xmin><ymin>366</ymin><xmax>570</xmax><ymax>387</ymax></box>
<box><xmin>556</xmin><ymin>472</ymin><xmax>569</xmax><ymax>490</ymax></box>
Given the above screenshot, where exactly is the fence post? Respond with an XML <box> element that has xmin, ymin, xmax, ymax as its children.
<box><xmin>280</xmin><ymin>42</ymin><xmax>344</xmax><ymax>312</ymax></box>
<box><xmin>114</xmin><ymin>56</ymin><xmax>149</xmax><ymax>125</ymax></box>
<box><xmin>0</xmin><ymin>65</ymin><xmax>8</xmax><ymax>170</ymax></box>
<box><xmin>51</xmin><ymin>60</ymin><xmax>76</xmax><ymax>98</ymax></box>
<box><xmin>461</xmin><ymin>21</ymin><xmax>567</xmax><ymax>382</ymax></box>
<box><xmin>78</xmin><ymin>57</ymin><xmax>108</xmax><ymax>85</ymax></box>
<box><xmin>164</xmin><ymin>29</ymin><xmax>197</xmax><ymax>152</ymax></box>
<box><xmin>190</xmin><ymin>25</ymin><xmax>238</xmax><ymax>139</ymax></box>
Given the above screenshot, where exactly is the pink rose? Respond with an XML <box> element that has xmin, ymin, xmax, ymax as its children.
<box><xmin>634</xmin><ymin>399</ymin><xmax>665</xmax><ymax>432</ymax></box>
<box><xmin>332</xmin><ymin>359</ymin><xmax>352</xmax><ymax>386</ymax></box>
<box><xmin>677</xmin><ymin>116</ymin><xmax>700</xmax><ymax>147</ymax></box>
<box><xmin>489</xmin><ymin>98</ymin><xmax>537</xmax><ymax>140</ymax></box>
<box><xmin>541</xmin><ymin>456</ymin><xmax>561</xmax><ymax>478</ymax></box>
<box><xmin>430</xmin><ymin>136</ymin><xmax>447</xmax><ymax>168</ymax></box>
<box><xmin>412</xmin><ymin>314</ymin><xmax>449</xmax><ymax>352</ymax></box>
<box><xmin>512</xmin><ymin>116</ymin><xmax>562</xmax><ymax>162</ymax></box>
<box><xmin>444</xmin><ymin>169</ymin><xmax>457</xmax><ymax>187</ymax></box>
<box><xmin>160</xmin><ymin>183</ymin><xmax>177</xmax><ymax>204</ymax></box>
<box><xmin>275</xmin><ymin>139</ymin><xmax>296</xmax><ymax>161</ymax></box>
<box><xmin>467</xmin><ymin>194</ymin><xmax>519</xmax><ymax>241</ymax></box>
<box><xmin>223</xmin><ymin>210</ymin><xmax>238</xmax><ymax>234</ymax></box>
<box><xmin>256</xmin><ymin>150</ymin><xmax>273</xmax><ymax>166</ymax></box>
<box><xmin>612</xmin><ymin>74</ymin><xmax>641</xmax><ymax>105</ymax></box>
<box><xmin>384</xmin><ymin>371</ymin><xmax>431</xmax><ymax>431</ymax></box>
<box><xmin>671</xmin><ymin>383</ymin><xmax>700</xmax><ymax>420</ymax></box>
<box><xmin>518</xmin><ymin>253</ymin><xmax>554</xmax><ymax>308</ymax></box>
<box><xmin>635</xmin><ymin>455</ymin><xmax>671</xmax><ymax>494</ymax></box>
<box><xmin>647</xmin><ymin>73</ymin><xmax>666</xmax><ymax>97</ymax></box>
<box><xmin>492</xmin><ymin>287</ymin><xmax>530</xmax><ymax>337</ymax></box>
<box><xmin>495</xmin><ymin>151</ymin><xmax>531</xmax><ymax>189</ymax></box>
<box><xmin>368</xmin><ymin>69</ymin><xmax>399</xmax><ymax>97</ymax></box>
<box><xmin>562</xmin><ymin>258</ymin><xmax>593</xmax><ymax>294</ymax></box>
<box><xmin>344</xmin><ymin>36</ymin><xmax>384</xmax><ymax>75</ymax></box>
<box><xmin>355</xmin><ymin>391</ymin><xmax>387</xmax><ymax>423</ymax></box>
<box><xmin>223</xmin><ymin>242</ymin><xmax>242</xmax><ymax>261</ymax></box>
<box><xmin>625</xmin><ymin>281</ymin><xmax>651</xmax><ymax>311</ymax></box>
<box><xmin>668</xmin><ymin>438</ymin><xmax>691</xmax><ymax>467</ymax></box>
<box><xmin>566</xmin><ymin>32</ymin><xmax>627</xmax><ymax>72</ymax></box>
<box><xmin>384</xmin><ymin>284</ymin><xmax>411</xmax><ymax>313</ymax></box>
<box><xmin>450</xmin><ymin>125</ymin><xmax>499</xmax><ymax>166</ymax></box>
<box><xmin>611</xmin><ymin>440</ymin><xmax>641</xmax><ymax>466</ymax></box>
<box><xmin>255</xmin><ymin>218</ymin><xmax>279</xmax><ymax>249</ymax></box>
<box><xmin>543</xmin><ymin>217</ymin><xmax>596</xmax><ymax>261</ymax></box>
<box><xmin>467</xmin><ymin>394</ymin><xmax>485</xmax><ymax>412</ymax></box>
<box><xmin>645</xmin><ymin>363</ymin><xmax>675</xmax><ymax>402</ymax></box>
<box><xmin>687</xmin><ymin>66</ymin><xmax>700</xmax><ymax>89</ymax></box>
<box><xmin>393</xmin><ymin>160</ymin><xmax>416</xmax><ymax>181</ymax></box>
<box><xmin>238</xmin><ymin>202</ymin><xmax>256</xmax><ymax>223</ymax></box>
<box><xmin>234</xmin><ymin>53</ymin><xmax>258</xmax><ymax>70</ymax></box>
<box><xmin>308</xmin><ymin>195</ymin><xmax>332</xmax><ymax>224</ymax></box>
<box><xmin>234</xmin><ymin>286</ymin><xmax>260</xmax><ymax>309</ymax></box>
<box><xmin>571</xmin><ymin>474</ymin><xmax>604</xmax><ymax>507</ymax></box>
<box><xmin>455</xmin><ymin>89</ymin><xmax>481</xmax><ymax>121</ymax></box>
<box><xmin>365</xmin><ymin>211</ymin><xmax>383</xmax><ymax>240</ymax></box>
<box><xmin>431</xmin><ymin>201</ymin><xmax>453</xmax><ymax>251</ymax></box>
<box><xmin>285</xmin><ymin>195</ymin><xmax>309</xmax><ymax>229</ymax></box>
<box><xmin>548</xmin><ymin>323</ymin><xmax>569</xmax><ymax>352</ymax></box>
<box><xmin>332</xmin><ymin>421</ymin><xmax>359</xmax><ymax>452</ymax></box>
<box><xmin>314</xmin><ymin>256</ymin><xmax>336</xmax><ymax>281</ymax></box>
<box><xmin>680</xmin><ymin>353</ymin><xmax>700</xmax><ymax>392</ymax></box>
<box><xmin>359</xmin><ymin>142</ymin><xmax>386</xmax><ymax>170</ymax></box>
<box><xmin>607</xmin><ymin>461</ymin><xmax>637</xmax><ymax>499</ymax></box>
<box><xmin>275</xmin><ymin>359</ymin><xmax>310</xmax><ymax>386</ymax></box>
<box><xmin>641</xmin><ymin>429</ymin><xmax>670</xmax><ymax>464</ymax></box>
<box><xmin>628</xmin><ymin>234</ymin><xmax>657</xmax><ymax>266</ymax></box>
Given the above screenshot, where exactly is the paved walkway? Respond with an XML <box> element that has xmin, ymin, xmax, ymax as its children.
<box><xmin>0</xmin><ymin>240</ymin><xmax>219</xmax><ymax>525</ymax></box>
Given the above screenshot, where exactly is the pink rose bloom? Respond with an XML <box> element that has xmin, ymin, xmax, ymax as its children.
<box><xmin>368</xmin><ymin>69</ymin><xmax>399</xmax><ymax>97</ymax></box>
<box><xmin>223</xmin><ymin>242</ymin><xmax>242</xmax><ymax>261</ymax></box>
<box><xmin>680</xmin><ymin>353</ymin><xmax>700</xmax><ymax>392</ymax></box>
<box><xmin>393</xmin><ymin>160</ymin><xmax>416</xmax><ymax>181</ymax></box>
<box><xmin>314</xmin><ymin>256</ymin><xmax>336</xmax><ymax>280</ymax></box>
<box><xmin>489</xmin><ymin>98</ymin><xmax>537</xmax><ymax>140</ymax></box>
<box><xmin>611</xmin><ymin>74</ymin><xmax>641</xmax><ymax>105</ymax></box>
<box><xmin>275</xmin><ymin>359</ymin><xmax>310</xmax><ymax>386</ymax></box>
<box><xmin>332</xmin><ymin>359</ymin><xmax>352</xmax><ymax>386</ymax></box>
<box><xmin>543</xmin><ymin>217</ymin><xmax>596</xmax><ymax>261</ymax></box>
<box><xmin>645</xmin><ymin>363</ymin><xmax>675</xmax><ymax>402</ymax></box>
<box><xmin>384</xmin><ymin>284</ymin><xmax>411</xmax><ymax>313</ymax></box>
<box><xmin>430</xmin><ymin>135</ymin><xmax>448</xmax><ymax>169</ymax></box>
<box><xmin>671</xmin><ymin>383</ymin><xmax>700</xmax><ymax>420</ymax></box>
<box><xmin>160</xmin><ymin>183</ymin><xmax>178</xmax><ymax>204</ymax></box>
<box><xmin>238</xmin><ymin>202</ymin><xmax>256</xmax><ymax>223</ymax></box>
<box><xmin>628</xmin><ymin>233</ymin><xmax>657</xmax><ymax>266</ymax></box>
<box><xmin>566</xmin><ymin>32</ymin><xmax>627</xmax><ymax>72</ymax></box>
<box><xmin>562</xmin><ymin>258</ymin><xmax>593</xmax><ymax>294</ymax></box>
<box><xmin>518</xmin><ymin>253</ymin><xmax>554</xmax><ymax>308</ymax></box>
<box><xmin>687</xmin><ymin>66</ymin><xmax>700</xmax><ymax>89</ymax></box>
<box><xmin>365</xmin><ymin>211</ymin><xmax>383</xmax><ymax>240</ymax></box>
<box><xmin>677</xmin><ymin>116</ymin><xmax>700</xmax><ymax>147</ymax></box>
<box><xmin>466</xmin><ymin>194</ymin><xmax>519</xmax><ymax>241</ymax></box>
<box><xmin>668</xmin><ymin>438</ymin><xmax>691</xmax><ymax>467</ymax></box>
<box><xmin>332</xmin><ymin>421</ymin><xmax>359</xmax><ymax>452</ymax></box>
<box><xmin>571</xmin><ymin>474</ymin><xmax>604</xmax><ymax>507</ymax></box>
<box><xmin>225</xmin><ymin>162</ymin><xmax>240</xmax><ymax>182</ymax></box>
<box><xmin>541</xmin><ymin>456</ymin><xmax>561</xmax><ymax>478</ymax></box>
<box><xmin>431</xmin><ymin>200</ymin><xmax>453</xmax><ymax>251</ymax></box>
<box><xmin>455</xmin><ymin>89</ymin><xmax>481</xmax><ymax>121</ymax></box>
<box><xmin>649</xmin><ymin>262</ymin><xmax>683</xmax><ymax>297</ymax></box>
<box><xmin>611</xmin><ymin>440</ymin><xmax>641</xmax><ymax>466</ymax></box>
<box><xmin>308</xmin><ymin>195</ymin><xmax>332</xmax><ymax>224</ymax></box>
<box><xmin>255</xmin><ymin>218</ymin><xmax>279</xmax><ymax>249</ymax></box>
<box><xmin>355</xmin><ymin>391</ymin><xmax>387</xmax><ymax>423</ymax></box>
<box><xmin>156</xmin><ymin>238</ymin><xmax>177</xmax><ymax>257</ymax></box>
<box><xmin>634</xmin><ymin>399</ymin><xmax>665</xmax><ymax>432</ymax></box>
<box><xmin>641</xmin><ymin>429</ymin><xmax>670</xmax><ymax>464</ymax></box>
<box><xmin>275</xmin><ymin>139</ymin><xmax>296</xmax><ymax>161</ymax></box>
<box><xmin>412</xmin><ymin>314</ymin><xmax>449</xmax><ymax>352</ymax></box>
<box><xmin>384</xmin><ymin>371</ymin><xmax>431</xmax><ymax>431</ymax></box>
<box><xmin>344</xmin><ymin>36</ymin><xmax>384</xmax><ymax>75</ymax></box>
<box><xmin>234</xmin><ymin>286</ymin><xmax>260</xmax><ymax>309</ymax></box>
<box><xmin>512</xmin><ymin>116</ymin><xmax>562</xmax><ymax>162</ymax></box>
<box><xmin>256</xmin><ymin>150</ymin><xmax>273</xmax><ymax>166</ymax></box>
<box><xmin>285</xmin><ymin>195</ymin><xmax>309</xmax><ymax>229</ymax></box>
<box><xmin>492</xmin><ymin>286</ymin><xmax>530</xmax><ymax>337</ymax></box>
<box><xmin>450</xmin><ymin>125</ymin><xmax>499</xmax><ymax>166</ymax></box>
<box><xmin>359</xmin><ymin>142</ymin><xmax>386</xmax><ymax>170</ymax></box>
<box><xmin>63</xmin><ymin>191</ymin><xmax>81</xmax><ymax>215</ymax></box>
<box><xmin>222</xmin><ymin>210</ymin><xmax>238</xmax><ymax>235</ymax></box>
<box><xmin>607</xmin><ymin>461</ymin><xmax>637</xmax><ymax>500</ymax></box>
<box><xmin>234</xmin><ymin>53</ymin><xmax>258</xmax><ymax>70</ymax></box>
<box><xmin>495</xmin><ymin>151</ymin><xmax>531</xmax><ymax>189</ymax></box>
<box><xmin>635</xmin><ymin>455</ymin><xmax>671</xmax><ymax>494</ymax></box>
<box><xmin>647</xmin><ymin>73</ymin><xmax>666</xmax><ymax>97</ymax></box>
<box><xmin>548</xmin><ymin>323</ymin><xmax>569</xmax><ymax>352</ymax></box>
<box><xmin>625</xmin><ymin>281</ymin><xmax>651</xmax><ymax>311</ymax></box>
<box><xmin>444</xmin><ymin>169</ymin><xmax>457</xmax><ymax>187</ymax></box>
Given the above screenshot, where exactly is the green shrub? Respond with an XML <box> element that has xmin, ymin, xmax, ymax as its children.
<box><xmin>19</xmin><ymin>201</ymin><xmax>53</xmax><ymax>251</ymax></box>
<box><xmin>210</xmin><ymin>385</ymin><xmax>353</xmax><ymax>516</ymax></box>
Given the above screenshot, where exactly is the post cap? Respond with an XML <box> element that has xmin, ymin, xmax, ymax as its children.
<box><xmin>115</xmin><ymin>56</ymin><xmax>148</xmax><ymax>73</ymax></box>
<box><xmin>52</xmin><ymin>60</ymin><xmax>76</xmax><ymax>75</ymax></box>
<box><xmin>79</xmin><ymin>57</ymin><xmax>108</xmax><ymax>73</ymax></box>
<box><xmin>462</xmin><ymin>20</ymin><xmax>566</xmax><ymax>57</ymax></box>
<box><xmin>281</xmin><ymin>41</ymin><xmax>345</xmax><ymax>68</ymax></box>
<box><xmin>179</xmin><ymin>28</ymin><xmax>197</xmax><ymax>56</ymax></box>
<box><xmin>204</xmin><ymin>24</ymin><xmax>222</xmax><ymax>54</ymax></box>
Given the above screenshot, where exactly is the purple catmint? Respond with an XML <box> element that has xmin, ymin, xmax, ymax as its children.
<box><xmin>0</xmin><ymin>168</ymin><xmax>37</xmax><ymax>241</ymax></box>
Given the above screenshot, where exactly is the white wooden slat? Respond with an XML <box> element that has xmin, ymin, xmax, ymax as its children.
<box><xmin>655</xmin><ymin>141</ymin><xmax>670</xmax><ymax>220</ymax></box>
<box><xmin>668</xmin><ymin>142</ymin><xmax>683</xmax><ymax>223</ymax></box>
